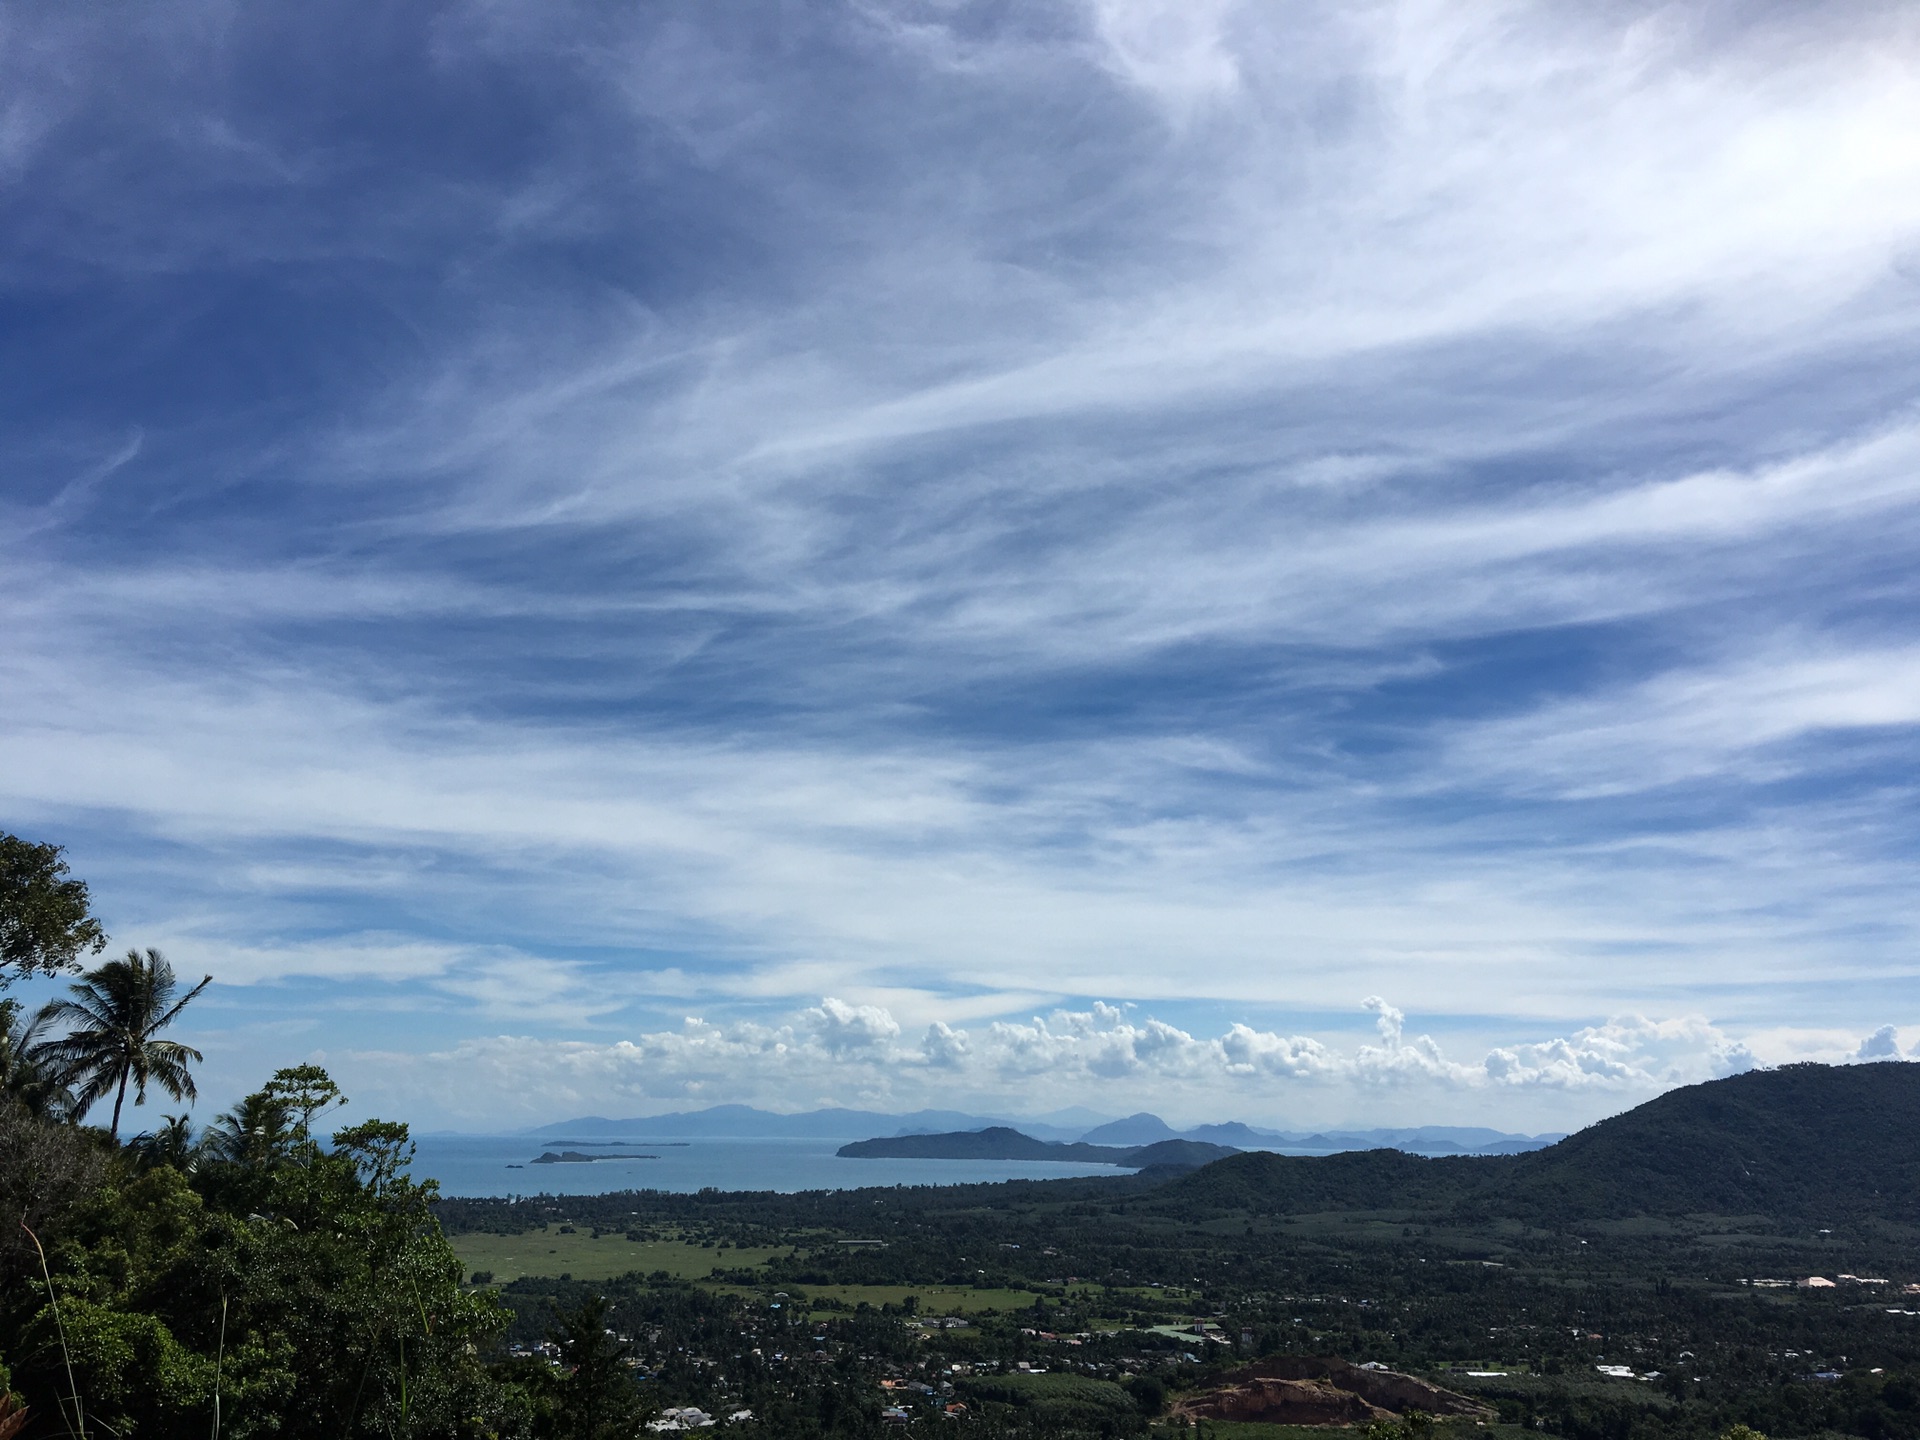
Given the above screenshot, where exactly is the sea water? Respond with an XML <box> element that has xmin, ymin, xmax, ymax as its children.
<box><xmin>408</xmin><ymin>1132</ymin><xmax>1127</xmax><ymax>1198</ymax></box>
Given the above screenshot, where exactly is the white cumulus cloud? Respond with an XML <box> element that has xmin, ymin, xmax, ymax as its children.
<box><xmin>1483</xmin><ymin>1014</ymin><xmax>1757</xmax><ymax>1089</ymax></box>
<box><xmin>325</xmin><ymin>995</ymin><xmax>1884</xmax><ymax>1130</ymax></box>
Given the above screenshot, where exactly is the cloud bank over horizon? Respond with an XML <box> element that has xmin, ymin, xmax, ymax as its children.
<box><xmin>4</xmin><ymin>1</ymin><xmax>1920</xmax><ymax>1128</ymax></box>
<box><xmin>333</xmin><ymin>993</ymin><xmax>1919</xmax><ymax>1133</ymax></box>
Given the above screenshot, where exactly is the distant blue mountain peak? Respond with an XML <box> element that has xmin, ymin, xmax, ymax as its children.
<box><xmin>529</xmin><ymin>1105</ymin><xmax>1556</xmax><ymax>1155</ymax></box>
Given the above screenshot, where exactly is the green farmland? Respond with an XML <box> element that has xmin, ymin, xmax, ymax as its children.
<box><xmin>451</xmin><ymin>1225</ymin><xmax>788</xmax><ymax>1284</ymax></box>
<box><xmin>451</xmin><ymin>1226</ymin><xmax>1048</xmax><ymax>1313</ymax></box>
<box><xmin>779</xmin><ymin>1283</ymin><xmax>1043</xmax><ymax>1314</ymax></box>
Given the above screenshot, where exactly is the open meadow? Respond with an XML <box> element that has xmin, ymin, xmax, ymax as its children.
<box><xmin>451</xmin><ymin>1226</ymin><xmax>789</xmax><ymax>1284</ymax></box>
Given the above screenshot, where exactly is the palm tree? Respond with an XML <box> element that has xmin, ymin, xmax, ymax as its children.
<box><xmin>36</xmin><ymin>947</ymin><xmax>211</xmax><ymax>1138</ymax></box>
<box><xmin>201</xmin><ymin>1090</ymin><xmax>297</xmax><ymax>1168</ymax></box>
<box><xmin>130</xmin><ymin>1112</ymin><xmax>199</xmax><ymax>1172</ymax></box>
<box><xmin>0</xmin><ymin>997</ymin><xmax>74</xmax><ymax>1119</ymax></box>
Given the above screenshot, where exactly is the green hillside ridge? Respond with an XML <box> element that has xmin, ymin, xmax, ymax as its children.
<box><xmin>1166</xmin><ymin>1061</ymin><xmax>1920</xmax><ymax>1223</ymax></box>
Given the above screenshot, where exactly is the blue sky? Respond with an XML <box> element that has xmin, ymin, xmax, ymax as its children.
<box><xmin>4</xmin><ymin>1</ymin><xmax>1920</xmax><ymax>1133</ymax></box>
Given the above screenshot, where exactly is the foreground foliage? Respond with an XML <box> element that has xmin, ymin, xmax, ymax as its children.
<box><xmin>0</xmin><ymin>1070</ymin><xmax>512</xmax><ymax>1439</ymax></box>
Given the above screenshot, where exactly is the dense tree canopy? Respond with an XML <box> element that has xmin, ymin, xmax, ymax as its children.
<box><xmin>3</xmin><ymin>1066</ymin><xmax>513</xmax><ymax>1439</ymax></box>
<box><xmin>0</xmin><ymin>834</ymin><xmax>106</xmax><ymax>988</ymax></box>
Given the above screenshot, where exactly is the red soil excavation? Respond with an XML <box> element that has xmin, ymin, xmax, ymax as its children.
<box><xmin>1169</xmin><ymin>1356</ymin><xmax>1491</xmax><ymax>1427</ymax></box>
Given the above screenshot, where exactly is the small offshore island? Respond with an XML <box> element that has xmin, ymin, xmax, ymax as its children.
<box><xmin>530</xmin><ymin>1150</ymin><xmax>660</xmax><ymax>1165</ymax></box>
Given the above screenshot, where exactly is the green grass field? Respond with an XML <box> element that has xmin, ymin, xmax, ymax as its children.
<box><xmin>451</xmin><ymin>1229</ymin><xmax>1050</xmax><ymax>1315</ymax></box>
<box><xmin>451</xmin><ymin>1227</ymin><xmax>788</xmax><ymax>1284</ymax></box>
<box><xmin>798</xmin><ymin>1284</ymin><xmax>1042</xmax><ymax>1314</ymax></box>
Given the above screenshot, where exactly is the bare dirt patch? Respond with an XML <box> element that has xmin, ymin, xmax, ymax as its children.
<box><xmin>1172</xmin><ymin>1358</ymin><xmax>1491</xmax><ymax>1427</ymax></box>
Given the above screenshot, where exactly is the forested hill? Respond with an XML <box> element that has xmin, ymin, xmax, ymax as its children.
<box><xmin>1165</xmin><ymin>1062</ymin><xmax>1920</xmax><ymax>1224</ymax></box>
<box><xmin>837</xmin><ymin>1126</ymin><xmax>1240</xmax><ymax>1169</ymax></box>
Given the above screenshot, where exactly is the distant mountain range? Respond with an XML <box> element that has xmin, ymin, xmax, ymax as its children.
<box><xmin>836</xmin><ymin>1127</ymin><xmax>1240</xmax><ymax>1170</ymax></box>
<box><xmin>531</xmin><ymin>1104</ymin><xmax>1561</xmax><ymax>1156</ymax></box>
<box><xmin>1077</xmin><ymin>1112</ymin><xmax>1562</xmax><ymax>1155</ymax></box>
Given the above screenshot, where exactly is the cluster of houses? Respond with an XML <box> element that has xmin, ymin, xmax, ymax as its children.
<box><xmin>878</xmin><ymin>1376</ymin><xmax>971</xmax><ymax>1424</ymax></box>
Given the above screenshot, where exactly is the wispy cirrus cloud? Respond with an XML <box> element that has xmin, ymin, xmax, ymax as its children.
<box><xmin>3</xmin><ymin>2</ymin><xmax>1920</xmax><ymax>1127</ymax></box>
